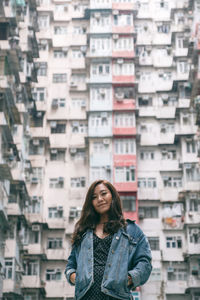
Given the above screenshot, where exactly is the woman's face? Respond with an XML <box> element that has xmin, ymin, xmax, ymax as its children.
<box><xmin>92</xmin><ymin>183</ymin><xmax>112</xmax><ymax>217</ymax></box>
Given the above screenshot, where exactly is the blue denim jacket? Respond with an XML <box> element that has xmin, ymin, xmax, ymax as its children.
<box><xmin>65</xmin><ymin>220</ymin><xmax>152</xmax><ymax>300</ymax></box>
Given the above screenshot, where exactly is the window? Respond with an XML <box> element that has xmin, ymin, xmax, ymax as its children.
<box><xmin>73</xmin><ymin>26</ymin><xmax>86</xmax><ymax>34</ymax></box>
<box><xmin>23</xmin><ymin>260</ymin><xmax>39</xmax><ymax>276</ymax></box>
<box><xmin>4</xmin><ymin>258</ymin><xmax>13</xmax><ymax>279</ymax></box>
<box><xmin>114</xmin><ymin>87</ymin><xmax>135</xmax><ymax>99</ymax></box>
<box><xmin>38</xmin><ymin>39</ymin><xmax>48</xmax><ymax>51</ymax></box>
<box><xmin>30</xmin><ymin>112</ymin><xmax>44</xmax><ymax>128</ymax></box>
<box><xmin>71</xmin><ymin>98</ymin><xmax>86</xmax><ymax>108</ymax></box>
<box><xmin>49</xmin><ymin>177</ymin><xmax>64</xmax><ymax>188</ymax></box>
<box><xmin>47</xmin><ymin>238</ymin><xmax>63</xmax><ymax>249</ymax></box>
<box><xmin>24</xmin><ymin>293</ymin><xmax>37</xmax><ymax>300</ymax></box>
<box><xmin>138</xmin><ymin>97</ymin><xmax>153</xmax><ymax>107</ymax></box>
<box><xmin>54</xmin><ymin>26</ymin><xmax>67</xmax><ymax>34</ymax></box>
<box><xmin>114</xmin><ymin>139</ymin><xmax>135</xmax><ymax>154</ymax></box>
<box><xmin>46</xmin><ymin>269</ymin><xmax>61</xmax><ymax>281</ymax></box>
<box><xmin>28</xmin><ymin>196</ymin><xmax>42</xmax><ymax>214</ymax></box>
<box><xmin>140</xmin><ymin>150</ymin><xmax>154</xmax><ymax>160</ymax></box>
<box><xmin>161</xmin><ymin>149</ymin><xmax>176</xmax><ymax>160</ymax></box>
<box><xmin>91</xmin><ymin>63</ymin><xmax>110</xmax><ymax>76</ymax></box>
<box><xmin>90</xmin><ymin>37</ymin><xmax>111</xmax><ymax>52</ymax></box>
<box><xmin>48</xmin><ymin>207</ymin><xmax>63</xmax><ymax>218</ymax></box>
<box><xmin>91</xmin><ymin>167</ymin><xmax>111</xmax><ymax>182</ymax></box>
<box><xmin>72</xmin><ymin>50</ymin><xmax>83</xmax><ymax>58</ymax></box>
<box><xmin>53</xmin><ymin>73</ymin><xmax>67</xmax><ymax>83</ymax></box>
<box><xmin>32</xmin><ymin>167</ymin><xmax>43</xmax><ymax>183</ymax></box>
<box><xmin>166</xmin><ymin>236</ymin><xmax>182</xmax><ymax>248</ymax></box>
<box><xmin>30</xmin><ymin>230</ymin><xmax>40</xmax><ymax>244</ymax></box>
<box><xmin>53</xmin><ymin>50</ymin><xmax>67</xmax><ymax>58</ymax></box>
<box><xmin>71</xmin><ymin>122</ymin><xmax>87</xmax><ymax>134</ymax></box>
<box><xmin>157</xmin><ymin>23</ymin><xmax>170</xmax><ymax>33</ymax></box>
<box><xmin>148</xmin><ymin>237</ymin><xmax>160</xmax><ymax>250</ymax></box>
<box><xmin>29</xmin><ymin>139</ymin><xmax>45</xmax><ymax>155</ymax></box>
<box><xmin>38</xmin><ymin>15</ymin><xmax>49</xmax><ymax>29</ymax></box>
<box><xmin>51</xmin><ymin>123</ymin><xmax>66</xmax><ymax>134</ymax></box>
<box><xmin>91</xmin><ymin>87</ymin><xmax>111</xmax><ymax>101</ymax></box>
<box><xmin>114</xmin><ymin>113</ymin><xmax>135</xmax><ymax>127</ymax></box>
<box><xmin>186</xmin><ymin>165</ymin><xmax>200</xmax><ymax>182</ymax></box>
<box><xmin>113</xmin><ymin>14</ymin><xmax>132</xmax><ymax>26</ymax></box>
<box><xmin>178</xmin><ymin>61</ymin><xmax>189</xmax><ymax>74</ymax></box>
<box><xmin>71</xmin><ymin>74</ymin><xmax>85</xmax><ymax>84</ymax></box>
<box><xmin>160</xmin><ymin>123</ymin><xmax>174</xmax><ymax>133</ymax></box>
<box><xmin>90</xmin><ymin>114</ymin><xmax>109</xmax><ymax>127</ymax></box>
<box><xmin>138</xmin><ymin>178</ymin><xmax>157</xmax><ymax>188</ymax></box>
<box><xmin>55</xmin><ymin>4</ymin><xmax>68</xmax><ymax>12</ymax></box>
<box><xmin>50</xmin><ymin>149</ymin><xmax>65</xmax><ymax>161</ymax></box>
<box><xmin>186</xmin><ymin>140</ymin><xmax>196</xmax><ymax>153</ymax></box>
<box><xmin>36</xmin><ymin>62</ymin><xmax>47</xmax><ymax>76</ymax></box>
<box><xmin>163</xmin><ymin>176</ymin><xmax>182</xmax><ymax>187</ymax></box>
<box><xmin>32</xmin><ymin>87</ymin><xmax>45</xmax><ymax>102</ymax></box>
<box><xmin>113</xmin><ymin>37</ymin><xmax>133</xmax><ymax>51</ymax></box>
<box><xmin>176</xmin><ymin>36</ymin><xmax>188</xmax><ymax>49</ymax></box>
<box><xmin>138</xmin><ymin>207</ymin><xmax>158</xmax><ymax>218</ymax></box>
<box><xmin>115</xmin><ymin>166</ymin><xmax>135</xmax><ymax>182</ymax></box>
<box><xmin>71</xmin><ymin>177</ymin><xmax>86</xmax><ymax>188</ymax></box>
<box><xmin>121</xmin><ymin>195</ymin><xmax>136</xmax><ymax>211</ymax></box>
<box><xmin>189</xmin><ymin>198</ymin><xmax>200</xmax><ymax>212</ymax></box>
<box><xmin>150</xmin><ymin>268</ymin><xmax>161</xmax><ymax>281</ymax></box>
<box><xmin>113</xmin><ymin>62</ymin><xmax>134</xmax><ymax>76</ymax></box>
<box><xmin>189</xmin><ymin>228</ymin><xmax>200</xmax><ymax>244</ymax></box>
<box><xmin>168</xmin><ymin>268</ymin><xmax>187</xmax><ymax>281</ymax></box>
<box><xmin>52</xmin><ymin>98</ymin><xmax>66</xmax><ymax>107</ymax></box>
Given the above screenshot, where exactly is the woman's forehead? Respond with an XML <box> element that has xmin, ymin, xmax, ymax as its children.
<box><xmin>94</xmin><ymin>183</ymin><xmax>109</xmax><ymax>193</ymax></box>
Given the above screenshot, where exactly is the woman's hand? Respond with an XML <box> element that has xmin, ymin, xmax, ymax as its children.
<box><xmin>70</xmin><ymin>272</ymin><xmax>76</xmax><ymax>284</ymax></box>
<box><xmin>127</xmin><ymin>275</ymin><xmax>133</xmax><ymax>286</ymax></box>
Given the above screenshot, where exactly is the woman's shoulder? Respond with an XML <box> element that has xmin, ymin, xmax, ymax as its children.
<box><xmin>125</xmin><ymin>219</ymin><xmax>145</xmax><ymax>240</ymax></box>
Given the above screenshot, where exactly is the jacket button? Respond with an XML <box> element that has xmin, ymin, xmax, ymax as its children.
<box><xmin>111</xmin><ymin>250</ymin><xmax>114</xmax><ymax>254</ymax></box>
<box><xmin>116</xmin><ymin>236</ymin><xmax>119</xmax><ymax>240</ymax></box>
<box><xmin>108</xmin><ymin>264</ymin><xmax>111</xmax><ymax>267</ymax></box>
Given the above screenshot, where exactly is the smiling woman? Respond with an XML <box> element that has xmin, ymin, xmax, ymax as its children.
<box><xmin>65</xmin><ymin>180</ymin><xmax>152</xmax><ymax>300</ymax></box>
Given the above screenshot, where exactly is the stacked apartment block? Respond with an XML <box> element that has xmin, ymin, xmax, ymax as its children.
<box><xmin>0</xmin><ymin>0</ymin><xmax>200</xmax><ymax>300</ymax></box>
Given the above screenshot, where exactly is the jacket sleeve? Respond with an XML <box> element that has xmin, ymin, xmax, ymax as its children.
<box><xmin>128</xmin><ymin>228</ymin><xmax>152</xmax><ymax>288</ymax></box>
<box><xmin>64</xmin><ymin>244</ymin><xmax>78</xmax><ymax>285</ymax></box>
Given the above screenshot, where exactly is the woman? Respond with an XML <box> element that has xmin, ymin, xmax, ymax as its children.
<box><xmin>65</xmin><ymin>180</ymin><xmax>152</xmax><ymax>300</ymax></box>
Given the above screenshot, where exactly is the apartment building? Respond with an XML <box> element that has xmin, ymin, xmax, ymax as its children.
<box><xmin>0</xmin><ymin>0</ymin><xmax>39</xmax><ymax>299</ymax></box>
<box><xmin>0</xmin><ymin>0</ymin><xmax>200</xmax><ymax>300</ymax></box>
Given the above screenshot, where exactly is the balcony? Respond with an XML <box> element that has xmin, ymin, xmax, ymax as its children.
<box><xmin>48</xmin><ymin>218</ymin><xmax>66</xmax><ymax>229</ymax></box>
<box><xmin>45</xmin><ymin>248</ymin><xmax>67</xmax><ymax>260</ymax></box>
<box><xmin>153</xmin><ymin>33</ymin><xmax>172</xmax><ymax>45</ymax></box>
<box><xmin>185</xmin><ymin>211</ymin><xmax>200</xmax><ymax>225</ymax></box>
<box><xmin>0</xmin><ymin>40</ymin><xmax>10</xmax><ymax>50</ymax></box>
<box><xmin>113</xmin><ymin>99</ymin><xmax>135</xmax><ymax>111</ymax></box>
<box><xmin>24</xmin><ymin>244</ymin><xmax>46</xmax><ymax>259</ymax></box>
<box><xmin>160</xmin><ymin>188</ymin><xmax>183</xmax><ymax>202</ymax></box>
<box><xmin>70</xmin><ymin>57</ymin><xmax>86</xmax><ymax>70</ymax></box>
<box><xmin>162</xmin><ymin>248</ymin><xmax>184</xmax><ymax>261</ymax></box>
<box><xmin>89</xmin><ymin>74</ymin><xmax>112</xmax><ymax>84</ymax></box>
<box><xmin>90</xmin><ymin>0</ymin><xmax>112</xmax><ymax>9</ymax></box>
<box><xmin>112</xmin><ymin>2</ymin><xmax>135</xmax><ymax>10</ymax></box>
<box><xmin>22</xmin><ymin>275</ymin><xmax>45</xmax><ymax>290</ymax></box>
<box><xmin>90</xmin><ymin>153</ymin><xmax>112</xmax><ymax>167</ymax></box>
<box><xmin>113</xmin><ymin>127</ymin><xmax>136</xmax><ymax>136</ymax></box>
<box><xmin>187</xmin><ymin>275</ymin><xmax>200</xmax><ymax>289</ymax></box>
<box><xmin>112</xmin><ymin>25</ymin><xmax>134</xmax><ymax>35</ymax></box>
<box><xmin>165</xmin><ymin>280</ymin><xmax>187</xmax><ymax>294</ymax></box>
<box><xmin>178</xmin><ymin>98</ymin><xmax>190</xmax><ymax>108</ymax></box>
<box><xmin>137</xmin><ymin>32</ymin><xmax>152</xmax><ymax>45</ymax></box>
<box><xmin>160</xmin><ymin>160</ymin><xmax>180</xmax><ymax>171</ymax></box>
<box><xmin>153</xmin><ymin>55</ymin><xmax>173</xmax><ymax>68</ymax></box>
<box><xmin>112</xmin><ymin>75</ymin><xmax>135</xmax><ymax>85</ymax></box>
<box><xmin>162</xmin><ymin>216</ymin><xmax>184</xmax><ymax>230</ymax></box>
<box><xmin>89</xmin><ymin>47</ymin><xmax>112</xmax><ymax>58</ymax></box>
<box><xmin>138</xmin><ymin>188</ymin><xmax>160</xmax><ymax>200</ymax></box>
<box><xmin>3</xmin><ymin>279</ymin><xmax>22</xmax><ymax>296</ymax></box>
<box><xmin>112</xmin><ymin>49</ymin><xmax>134</xmax><ymax>59</ymax></box>
<box><xmin>114</xmin><ymin>181</ymin><xmax>137</xmax><ymax>192</ymax></box>
<box><xmin>187</xmin><ymin>243</ymin><xmax>200</xmax><ymax>255</ymax></box>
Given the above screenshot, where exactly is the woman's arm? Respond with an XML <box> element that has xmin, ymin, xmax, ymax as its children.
<box><xmin>128</xmin><ymin>234</ymin><xmax>152</xmax><ymax>288</ymax></box>
<box><xmin>64</xmin><ymin>245</ymin><xmax>78</xmax><ymax>286</ymax></box>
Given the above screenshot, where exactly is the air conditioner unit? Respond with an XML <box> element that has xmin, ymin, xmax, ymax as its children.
<box><xmin>36</xmin><ymin>111</ymin><xmax>42</xmax><ymax>118</ymax></box>
<box><xmin>81</xmin><ymin>101</ymin><xmax>86</xmax><ymax>107</ymax></box>
<box><xmin>70</xmin><ymin>148</ymin><xmax>77</xmax><ymax>154</ymax></box>
<box><xmin>32</xmin><ymin>196</ymin><xmax>38</xmax><ymax>201</ymax></box>
<box><xmin>69</xmin><ymin>208</ymin><xmax>77</xmax><ymax>218</ymax></box>
<box><xmin>99</xmin><ymin>88</ymin><xmax>106</xmax><ymax>95</ymax></box>
<box><xmin>167</xmin><ymin>267</ymin><xmax>174</xmax><ymax>273</ymax></box>
<box><xmin>117</xmin><ymin>58</ymin><xmax>124</xmax><ymax>64</ymax></box>
<box><xmin>102</xmin><ymin>112</ymin><xmax>108</xmax><ymax>119</ymax></box>
<box><xmin>113</xmin><ymin>34</ymin><xmax>119</xmax><ymax>40</ymax></box>
<box><xmin>113</xmin><ymin>10</ymin><xmax>119</xmax><ymax>15</ymax></box>
<box><xmin>31</xmin><ymin>177</ymin><xmax>39</xmax><ymax>184</ymax></box>
<box><xmin>51</xmin><ymin>149</ymin><xmax>57</xmax><ymax>154</ymax></box>
<box><xmin>103</xmin><ymin>139</ymin><xmax>109</xmax><ymax>145</ymax></box>
<box><xmin>51</xmin><ymin>99</ymin><xmax>58</xmax><ymax>108</ymax></box>
<box><xmin>80</xmin><ymin>46</ymin><xmax>87</xmax><ymax>53</ymax></box>
<box><xmin>94</xmin><ymin>12</ymin><xmax>101</xmax><ymax>19</ymax></box>
<box><xmin>70</xmin><ymin>82</ymin><xmax>77</xmax><ymax>87</ymax></box>
<box><xmin>32</xmin><ymin>224</ymin><xmax>40</xmax><ymax>231</ymax></box>
<box><xmin>50</xmin><ymin>121</ymin><xmax>57</xmax><ymax>128</ymax></box>
<box><xmin>192</xmin><ymin>229</ymin><xmax>199</xmax><ymax>234</ymax></box>
<box><xmin>115</xmin><ymin>92</ymin><xmax>124</xmax><ymax>101</ymax></box>
<box><xmin>72</xmin><ymin>121</ymin><xmax>79</xmax><ymax>127</ymax></box>
<box><xmin>57</xmin><ymin>206</ymin><xmax>63</xmax><ymax>211</ymax></box>
<box><xmin>32</xmin><ymin>139</ymin><xmax>40</xmax><ymax>146</ymax></box>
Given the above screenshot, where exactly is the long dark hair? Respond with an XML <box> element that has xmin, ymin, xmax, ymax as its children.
<box><xmin>71</xmin><ymin>179</ymin><xmax>126</xmax><ymax>245</ymax></box>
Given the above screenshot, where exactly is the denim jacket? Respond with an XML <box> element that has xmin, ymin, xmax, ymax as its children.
<box><xmin>65</xmin><ymin>220</ymin><xmax>152</xmax><ymax>300</ymax></box>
